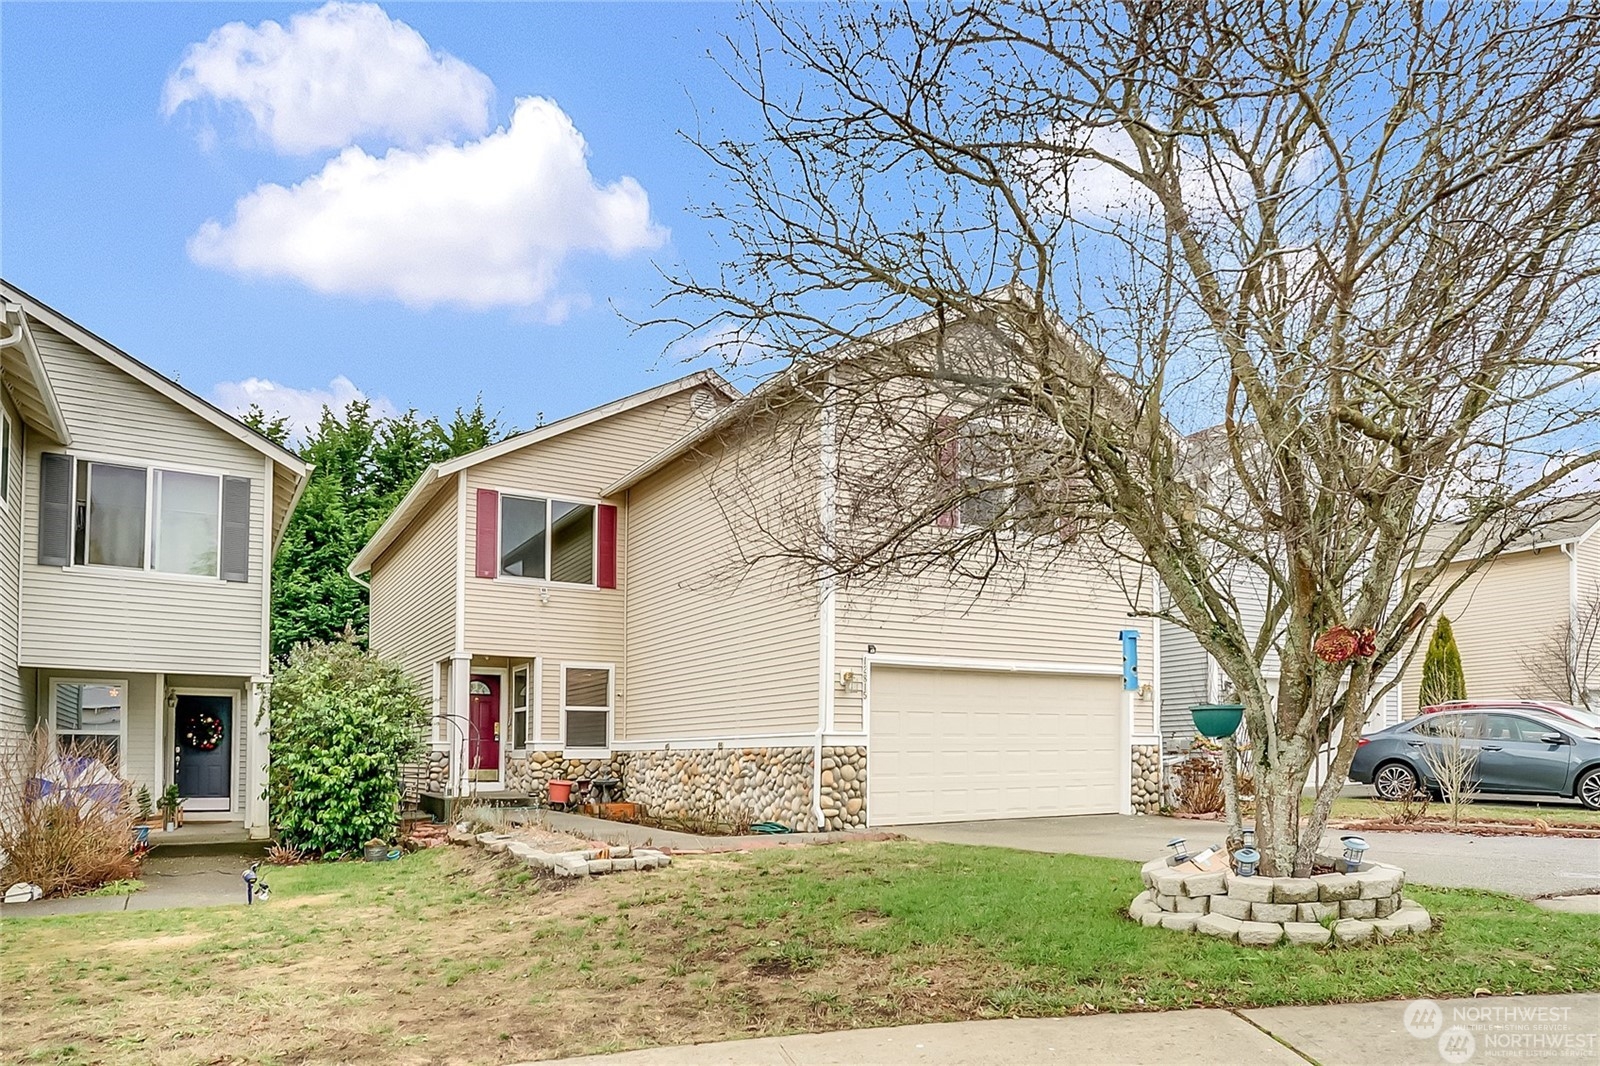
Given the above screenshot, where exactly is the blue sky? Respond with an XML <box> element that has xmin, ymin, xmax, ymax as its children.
<box><xmin>2</xmin><ymin>2</ymin><xmax>757</xmax><ymax>437</ymax></box>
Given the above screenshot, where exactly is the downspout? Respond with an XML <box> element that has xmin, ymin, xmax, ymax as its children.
<box><xmin>813</xmin><ymin>376</ymin><xmax>837</xmax><ymax>831</ymax></box>
<box><xmin>1564</xmin><ymin>542</ymin><xmax>1579</xmax><ymax>702</ymax></box>
<box><xmin>0</xmin><ymin>304</ymin><xmax>24</xmax><ymax>349</ymax></box>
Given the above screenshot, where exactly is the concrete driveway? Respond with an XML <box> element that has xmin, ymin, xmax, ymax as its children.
<box><xmin>891</xmin><ymin>813</ymin><xmax>1600</xmax><ymax>898</ymax></box>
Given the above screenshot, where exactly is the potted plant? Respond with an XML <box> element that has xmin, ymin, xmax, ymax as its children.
<box><xmin>158</xmin><ymin>784</ymin><xmax>183</xmax><ymax>832</ymax></box>
<box><xmin>135</xmin><ymin>785</ymin><xmax>154</xmax><ymax>824</ymax></box>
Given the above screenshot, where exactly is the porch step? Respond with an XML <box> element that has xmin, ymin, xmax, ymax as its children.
<box><xmin>416</xmin><ymin>790</ymin><xmax>536</xmax><ymax>821</ymax></box>
<box><xmin>146</xmin><ymin>823</ymin><xmax>266</xmax><ymax>859</ymax></box>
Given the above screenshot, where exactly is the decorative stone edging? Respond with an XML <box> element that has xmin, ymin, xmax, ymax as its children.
<box><xmin>1129</xmin><ymin>854</ymin><xmax>1433</xmax><ymax>946</ymax></box>
<box><xmin>451</xmin><ymin>830</ymin><xmax>673</xmax><ymax>878</ymax></box>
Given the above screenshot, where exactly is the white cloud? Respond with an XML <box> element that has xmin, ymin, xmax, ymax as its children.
<box><xmin>214</xmin><ymin>374</ymin><xmax>398</xmax><ymax>441</ymax></box>
<box><xmin>187</xmin><ymin>96</ymin><xmax>667</xmax><ymax>314</ymax></box>
<box><xmin>163</xmin><ymin>1</ymin><xmax>492</xmax><ymax>154</ymax></box>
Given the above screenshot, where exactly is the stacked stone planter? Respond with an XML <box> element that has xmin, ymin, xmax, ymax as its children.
<box><xmin>1129</xmin><ymin>854</ymin><xmax>1432</xmax><ymax>946</ymax></box>
<box><xmin>1130</xmin><ymin>745</ymin><xmax>1160</xmax><ymax>814</ymax></box>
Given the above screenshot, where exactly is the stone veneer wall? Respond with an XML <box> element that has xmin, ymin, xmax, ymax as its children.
<box><xmin>493</xmin><ymin>746</ymin><xmax>859</xmax><ymax>832</ymax></box>
<box><xmin>401</xmin><ymin>751</ymin><xmax>449</xmax><ymax>805</ymax></box>
<box><xmin>504</xmin><ymin>752</ymin><xmax>628</xmax><ymax>798</ymax></box>
<box><xmin>622</xmin><ymin>747</ymin><xmax>818</xmax><ymax>830</ymax></box>
<box><xmin>1131</xmin><ymin>744</ymin><xmax>1160</xmax><ymax>814</ymax></box>
<box><xmin>818</xmin><ymin>746</ymin><xmax>867</xmax><ymax>831</ymax></box>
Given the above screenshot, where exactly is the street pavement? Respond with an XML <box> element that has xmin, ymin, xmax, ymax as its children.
<box><xmin>542</xmin><ymin>993</ymin><xmax>1600</xmax><ymax>1065</ymax></box>
<box><xmin>892</xmin><ymin>812</ymin><xmax>1600</xmax><ymax>897</ymax></box>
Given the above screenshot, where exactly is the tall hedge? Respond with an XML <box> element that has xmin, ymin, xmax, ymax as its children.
<box><xmin>1420</xmin><ymin>616</ymin><xmax>1468</xmax><ymax>710</ymax></box>
<box><xmin>265</xmin><ymin>641</ymin><xmax>427</xmax><ymax>854</ymax></box>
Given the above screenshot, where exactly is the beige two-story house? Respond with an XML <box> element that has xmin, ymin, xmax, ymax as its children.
<box><xmin>1</xmin><ymin>282</ymin><xmax>309</xmax><ymax>836</ymax></box>
<box><xmin>1401</xmin><ymin>495</ymin><xmax>1600</xmax><ymax>710</ymax></box>
<box><xmin>354</xmin><ymin>316</ymin><xmax>1161</xmax><ymax>831</ymax></box>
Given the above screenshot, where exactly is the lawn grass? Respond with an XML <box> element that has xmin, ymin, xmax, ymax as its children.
<box><xmin>1317</xmin><ymin>795</ymin><xmax>1600</xmax><ymax>827</ymax></box>
<box><xmin>2</xmin><ymin>841</ymin><xmax>1596</xmax><ymax>1065</ymax></box>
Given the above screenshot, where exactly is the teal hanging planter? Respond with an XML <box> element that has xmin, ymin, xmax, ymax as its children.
<box><xmin>1191</xmin><ymin>703</ymin><xmax>1244</xmax><ymax>739</ymax></box>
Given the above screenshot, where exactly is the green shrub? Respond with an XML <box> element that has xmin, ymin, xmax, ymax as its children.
<box><xmin>1420</xmin><ymin>615</ymin><xmax>1468</xmax><ymax>709</ymax></box>
<box><xmin>265</xmin><ymin>641</ymin><xmax>427</xmax><ymax>855</ymax></box>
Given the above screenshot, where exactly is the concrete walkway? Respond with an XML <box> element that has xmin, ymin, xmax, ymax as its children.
<box><xmin>533</xmin><ymin>810</ymin><xmax>884</xmax><ymax>852</ymax></box>
<box><xmin>892</xmin><ymin>813</ymin><xmax>1600</xmax><ymax>898</ymax></box>
<box><xmin>544</xmin><ymin>993</ymin><xmax>1600</xmax><ymax>1065</ymax></box>
<box><xmin>1</xmin><ymin>854</ymin><xmax>254</xmax><ymax>919</ymax></box>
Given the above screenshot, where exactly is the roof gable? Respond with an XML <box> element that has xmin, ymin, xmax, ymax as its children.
<box><xmin>351</xmin><ymin>370</ymin><xmax>739</xmax><ymax>575</ymax></box>
<box><xmin>0</xmin><ymin>280</ymin><xmax>308</xmax><ymax>476</ymax></box>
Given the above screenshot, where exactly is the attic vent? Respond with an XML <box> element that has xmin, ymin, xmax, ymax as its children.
<box><xmin>690</xmin><ymin>388</ymin><xmax>717</xmax><ymax>420</ymax></box>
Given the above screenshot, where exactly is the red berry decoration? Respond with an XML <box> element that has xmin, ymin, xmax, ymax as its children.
<box><xmin>1315</xmin><ymin>625</ymin><xmax>1377</xmax><ymax>664</ymax></box>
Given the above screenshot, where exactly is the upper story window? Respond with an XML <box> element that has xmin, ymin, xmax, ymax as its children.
<box><xmin>499</xmin><ymin>494</ymin><xmax>596</xmax><ymax>585</ymax></box>
<box><xmin>74</xmin><ymin>460</ymin><xmax>222</xmax><ymax>576</ymax></box>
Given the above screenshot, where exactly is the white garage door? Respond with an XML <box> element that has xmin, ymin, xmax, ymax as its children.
<box><xmin>868</xmin><ymin>665</ymin><xmax>1123</xmax><ymax>825</ymax></box>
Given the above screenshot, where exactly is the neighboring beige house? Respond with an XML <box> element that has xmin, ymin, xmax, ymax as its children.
<box><xmin>355</xmin><ymin>321</ymin><xmax>1161</xmax><ymax>830</ymax></box>
<box><xmin>0</xmin><ymin>282</ymin><xmax>310</xmax><ymax>837</ymax></box>
<box><xmin>1402</xmin><ymin>495</ymin><xmax>1600</xmax><ymax>712</ymax></box>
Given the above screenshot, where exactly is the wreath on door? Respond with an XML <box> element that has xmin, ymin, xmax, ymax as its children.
<box><xmin>183</xmin><ymin>711</ymin><xmax>224</xmax><ymax>751</ymax></box>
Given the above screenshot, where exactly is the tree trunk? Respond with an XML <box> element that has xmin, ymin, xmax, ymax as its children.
<box><xmin>1254</xmin><ymin>759</ymin><xmax>1304</xmax><ymax>876</ymax></box>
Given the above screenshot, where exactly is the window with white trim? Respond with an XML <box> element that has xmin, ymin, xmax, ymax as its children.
<box><xmin>72</xmin><ymin>460</ymin><xmax>222</xmax><ymax>576</ymax></box>
<box><xmin>563</xmin><ymin>666</ymin><xmax>611</xmax><ymax>750</ymax></box>
<box><xmin>51</xmin><ymin>680</ymin><xmax>127</xmax><ymax>765</ymax></box>
<box><xmin>511</xmin><ymin>665</ymin><xmax>530</xmax><ymax>750</ymax></box>
<box><xmin>499</xmin><ymin>494</ymin><xmax>596</xmax><ymax>584</ymax></box>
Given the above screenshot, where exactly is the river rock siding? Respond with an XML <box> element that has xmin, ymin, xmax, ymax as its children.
<box><xmin>1131</xmin><ymin>744</ymin><xmax>1161</xmax><ymax>814</ymax></box>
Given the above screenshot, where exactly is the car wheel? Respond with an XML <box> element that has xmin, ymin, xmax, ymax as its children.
<box><xmin>1373</xmin><ymin>761</ymin><xmax>1419</xmax><ymax>801</ymax></box>
<box><xmin>1577</xmin><ymin>768</ymin><xmax>1600</xmax><ymax>811</ymax></box>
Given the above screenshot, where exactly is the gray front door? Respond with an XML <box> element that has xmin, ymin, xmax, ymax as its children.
<box><xmin>174</xmin><ymin>694</ymin><xmax>233</xmax><ymax>811</ymax></box>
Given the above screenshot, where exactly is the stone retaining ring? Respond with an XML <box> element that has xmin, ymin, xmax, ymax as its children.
<box><xmin>450</xmin><ymin>830</ymin><xmax>673</xmax><ymax>877</ymax></box>
<box><xmin>1129</xmin><ymin>852</ymin><xmax>1432</xmax><ymax>946</ymax></box>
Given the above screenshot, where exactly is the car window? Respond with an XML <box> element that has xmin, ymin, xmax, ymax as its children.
<box><xmin>1413</xmin><ymin>714</ymin><xmax>1479</xmax><ymax>738</ymax></box>
<box><xmin>1483</xmin><ymin>714</ymin><xmax>1531</xmax><ymax>741</ymax></box>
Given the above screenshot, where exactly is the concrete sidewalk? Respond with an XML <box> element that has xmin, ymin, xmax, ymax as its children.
<box><xmin>1</xmin><ymin>854</ymin><xmax>255</xmax><ymax>919</ymax></box>
<box><xmin>893</xmin><ymin>813</ymin><xmax>1600</xmax><ymax>898</ymax></box>
<box><xmin>531</xmin><ymin>809</ymin><xmax>884</xmax><ymax>852</ymax></box>
<box><xmin>544</xmin><ymin>993</ymin><xmax>1600</xmax><ymax>1065</ymax></box>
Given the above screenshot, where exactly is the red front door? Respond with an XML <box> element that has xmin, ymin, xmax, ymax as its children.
<box><xmin>469</xmin><ymin>674</ymin><xmax>501</xmax><ymax>776</ymax></box>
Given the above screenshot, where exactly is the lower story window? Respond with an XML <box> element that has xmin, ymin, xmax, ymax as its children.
<box><xmin>511</xmin><ymin>665</ymin><xmax>530</xmax><ymax>750</ymax></box>
<box><xmin>52</xmin><ymin>680</ymin><xmax>126</xmax><ymax>765</ymax></box>
<box><xmin>563</xmin><ymin>665</ymin><xmax>611</xmax><ymax>750</ymax></box>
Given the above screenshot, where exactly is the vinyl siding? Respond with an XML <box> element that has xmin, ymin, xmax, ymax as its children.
<box><xmin>19</xmin><ymin>325</ymin><xmax>268</xmax><ymax>676</ymax></box>
<box><xmin>834</xmin><ymin>557</ymin><xmax>1158</xmax><ymax>735</ymax></box>
<box><xmin>368</xmin><ymin>481</ymin><xmax>458</xmax><ymax>697</ymax></box>
<box><xmin>1159</xmin><ymin>618</ymin><xmax>1211</xmax><ymax>737</ymax></box>
<box><xmin>624</xmin><ymin>436</ymin><xmax>822</xmax><ymax>740</ymax></box>
<box><xmin>0</xmin><ymin>385</ymin><xmax>24</xmax><ymax>749</ymax></box>
<box><xmin>1402</xmin><ymin>547</ymin><xmax>1573</xmax><ymax>709</ymax></box>
<box><xmin>1159</xmin><ymin>568</ymin><xmax>1284</xmax><ymax>742</ymax></box>
<box><xmin>462</xmin><ymin>390</ymin><xmax>720</xmax><ymax>742</ymax></box>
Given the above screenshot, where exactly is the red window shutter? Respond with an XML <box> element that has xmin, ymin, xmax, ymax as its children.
<box><xmin>934</xmin><ymin>415</ymin><xmax>959</xmax><ymax>529</ymax></box>
<box><xmin>597</xmin><ymin>504</ymin><xmax>618</xmax><ymax>589</ymax></box>
<box><xmin>474</xmin><ymin>489</ymin><xmax>499</xmax><ymax>578</ymax></box>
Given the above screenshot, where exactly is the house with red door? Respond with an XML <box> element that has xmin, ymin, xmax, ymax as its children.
<box><xmin>0</xmin><ymin>282</ymin><xmax>310</xmax><ymax>838</ymax></box>
<box><xmin>352</xmin><ymin>312</ymin><xmax>1164</xmax><ymax>830</ymax></box>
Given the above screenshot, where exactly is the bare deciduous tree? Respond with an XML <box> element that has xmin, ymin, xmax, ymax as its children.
<box><xmin>1520</xmin><ymin>584</ymin><xmax>1600</xmax><ymax>709</ymax></box>
<box><xmin>1417</xmin><ymin>717</ymin><xmax>1481</xmax><ymax>828</ymax></box>
<box><xmin>656</xmin><ymin>1</ymin><xmax>1600</xmax><ymax>874</ymax></box>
